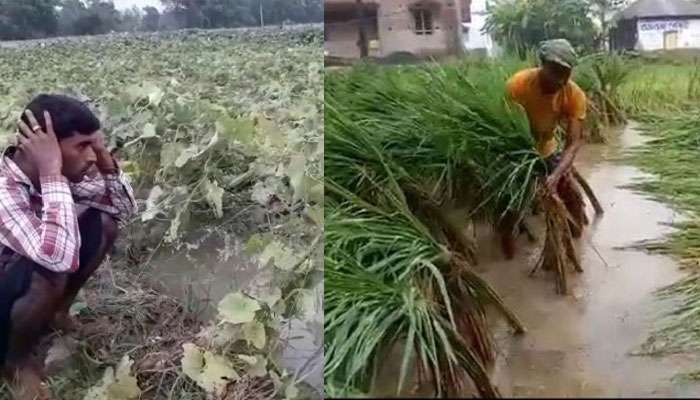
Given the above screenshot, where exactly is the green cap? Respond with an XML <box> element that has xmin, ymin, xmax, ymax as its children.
<box><xmin>537</xmin><ymin>39</ymin><xmax>577</xmax><ymax>69</ymax></box>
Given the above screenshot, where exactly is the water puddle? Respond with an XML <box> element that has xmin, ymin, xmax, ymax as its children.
<box><xmin>147</xmin><ymin>227</ymin><xmax>323</xmax><ymax>395</ymax></box>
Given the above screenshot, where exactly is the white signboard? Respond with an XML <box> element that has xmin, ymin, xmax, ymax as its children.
<box><xmin>639</xmin><ymin>20</ymin><xmax>689</xmax><ymax>31</ymax></box>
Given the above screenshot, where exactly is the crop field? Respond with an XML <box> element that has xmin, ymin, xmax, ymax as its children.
<box><xmin>0</xmin><ymin>26</ymin><xmax>323</xmax><ymax>400</ymax></box>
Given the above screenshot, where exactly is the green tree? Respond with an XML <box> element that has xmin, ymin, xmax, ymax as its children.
<box><xmin>160</xmin><ymin>0</ymin><xmax>205</xmax><ymax>28</ymax></box>
<box><xmin>0</xmin><ymin>0</ymin><xmax>59</xmax><ymax>40</ymax></box>
<box><xmin>484</xmin><ymin>0</ymin><xmax>598</xmax><ymax>58</ymax></box>
<box><xmin>160</xmin><ymin>0</ymin><xmax>322</xmax><ymax>29</ymax></box>
<box><xmin>142</xmin><ymin>6</ymin><xmax>161</xmax><ymax>31</ymax></box>
<box><xmin>200</xmin><ymin>0</ymin><xmax>255</xmax><ymax>28</ymax></box>
<box><xmin>588</xmin><ymin>0</ymin><xmax>628</xmax><ymax>51</ymax></box>
<box><xmin>255</xmin><ymin>0</ymin><xmax>322</xmax><ymax>25</ymax></box>
<box><xmin>57</xmin><ymin>0</ymin><xmax>88</xmax><ymax>35</ymax></box>
<box><xmin>119</xmin><ymin>6</ymin><xmax>143</xmax><ymax>32</ymax></box>
<box><xmin>87</xmin><ymin>0</ymin><xmax>121</xmax><ymax>33</ymax></box>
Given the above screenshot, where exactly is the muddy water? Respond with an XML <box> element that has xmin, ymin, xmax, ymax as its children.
<box><xmin>374</xmin><ymin>123</ymin><xmax>700</xmax><ymax>398</ymax></box>
<box><xmin>146</xmin><ymin>226</ymin><xmax>324</xmax><ymax>395</ymax></box>
<box><xmin>482</xmin><ymin>123</ymin><xmax>700</xmax><ymax>397</ymax></box>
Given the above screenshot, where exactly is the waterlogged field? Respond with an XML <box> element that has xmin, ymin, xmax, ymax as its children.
<box><xmin>324</xmin><ymin>54</ymin><xmax>700</xmax><ymax>397</ymax></box>
<box><xmin>0</xmin><ymin>26</ymin><xmax>323</xmax><ymax>399</ymax></box>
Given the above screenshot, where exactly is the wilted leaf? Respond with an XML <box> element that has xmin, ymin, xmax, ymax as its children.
<box><xmin>83</xmin><ymin>355</ymin><xmax>141</xmax><ymax>400</ymax></box>
<box><xmin>125</xmin><ymin>82</ymin><xmax>163</xmax><ymax>106</ymax></box>
<box><xmin>174</xmin><ymin>145</ymin><xmax>199</xmax><ymax>168</ymax></box>
<box><xmin>204</xmin><ymin>179</ymin><xmax>225</xmax><ymax>218</ymax></box>
<box><xmin>218</xmin><ymin>292</ymin><xmax>261</xmax><ymax>324</ymax></box>
<box><xmin>148</xmin><ymin>86</ymin><xmax>164</xmax><ymax>106</ymax></box>
<box><xmin>307</xmin><ymin>181</ymin><xmax>324</xmax><ymax>204</ymax></box>
<box><xmin>257</xmin><ymin>286</ymin><xmax>282</xmax><ymax>308</ymax></box>
<box><xmin>285</xmin><ymin>383</ymin><xmax>299</xmax><ymax>399</ymax></box>
<box><xmin>251</xmin><ymin>181</ymin><xmax>275</xmax><ymax>206</ymax></box>
<box><xmin>160</xmin><ymin>142</ymin><xmax>185</xmax><ymax>168</ymax></box>
<box><xmin>242</xmin><ymin>321</ymin><xmax>266</xmax><ymax>349</ymax></box>
<box><xmin>287</xmin><ymin>153</ymin><xmax>307</xmax><ymax>203</ymax></box>
<box><xmin>181</xmin><ymin>343</ymin><xmax>238</xmax><ymax>395</ymax></box>
<box><xmin>298</xmin><ymin>288</ymin><xmax>322</xmax><ymax>323</ymax></box>
<box><xmin>306</xmin><ymin>205</ymin><xmax>323</xmax><ymax>226</ymax></box>
<box><xmin>165</xmin><ymin>206</ymin><xmax>188</xmax><ymax>243</ymax></box>
<box><xmin>197</xmin><ymin>323</ymin><xmax>242</xmax><ymax>347</ymax></box>
<box><xmin>141</xmin><ymin>185</ymin><xmax>164</xmax><ymax>222</ymax></box>
<box><xmin>238</xmin><ymin>354</ymin><xmax>267</xmax><ymax>377</ymax></box>
<box><xmin>259</xmin><ymin>241</ymin><xmax>299</xmax><ymax>271</ymax></box>
<box><xmin>141</xmin><ymin>123</ymin><xmax>157</xmax><ymax>139</ymax></box>
<box><xmin>256</xmin><ymin>117</ymin><xmax>286</xmax><ymax>149</ymax></box>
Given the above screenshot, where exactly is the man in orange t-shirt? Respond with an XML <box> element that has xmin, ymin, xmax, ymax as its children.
<box><xmin>499</xmin><ymin>39</ymin><xmax>588</xmax><ymax>259</ymax></box>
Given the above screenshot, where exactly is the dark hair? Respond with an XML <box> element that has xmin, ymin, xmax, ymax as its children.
<box><xmin>19</xmin><ymin>94</ymin><xmax>100</xmax><ymax>141</ymax></box>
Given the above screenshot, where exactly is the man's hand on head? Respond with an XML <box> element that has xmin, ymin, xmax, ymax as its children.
<box><xmin>17</xmin><ymin>110</ymin><xmax>62</xmax><ymax>177</ymax></box>
<box><xmin>93</xmin><ymin>133</ymin><xmax>118</xmax><ymax>174</ymax></box>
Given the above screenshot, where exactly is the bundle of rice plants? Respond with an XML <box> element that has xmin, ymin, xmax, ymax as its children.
<box><xmin>530</xmin><ymin>189</ymin><xmax>584</xmax><ymax>294</ymax></box>
<box><xmin>324</xmin><ymin>116</ymin><xmax>525</xmax><ymax>397</ymax></box>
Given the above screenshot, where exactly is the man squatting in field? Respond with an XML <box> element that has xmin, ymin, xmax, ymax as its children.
<box><xmin>0</xmin><ymin>94</ymin><xmax>137</xmax><ymax>399</ymax></box>
<box><xmin>499</xmin><ymin>39</ymin><xmax>588</xmax><ymax>259</ymax></box>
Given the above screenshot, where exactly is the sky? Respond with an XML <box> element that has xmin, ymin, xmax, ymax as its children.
<box><xmin>112</xmin><ymin>0</ymin><xmax>164</xmax><ymax>11</ymax></box>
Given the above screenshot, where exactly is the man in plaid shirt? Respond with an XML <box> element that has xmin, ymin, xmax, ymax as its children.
<box><xmin>0</xmin><ymin>94</ymin><xmax>137</xmax><ymax>399</ymax></box>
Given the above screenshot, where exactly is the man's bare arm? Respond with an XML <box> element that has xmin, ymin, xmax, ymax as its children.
<box><xmin>546</xmin><ymin>117</ymin><xmax>583</xmax><ymax>191</ymax></box>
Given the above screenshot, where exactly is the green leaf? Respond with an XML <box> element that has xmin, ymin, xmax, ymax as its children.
<box><xmin>217</xmin><ymin>292</ymin><xmax>261</xmax><ymax>324</ymax></box>
<box><xmin>242</xmin><ymin>321</ymin><xmax>266</xmax><ymax>349</ymax></box>
<box><xmin>69</xmin><ymin>301</ymin><xmax>88</xmax><ymax>317</ymax></box>
<box><xmin>216</xmin><ymin>115</ymin><xmax>256</xmax><ymax>145</ymax></box>
<box><xmin>245</xmin><ymin>233</ymin><xmax>270</xmax><ymax>256</ymax></box>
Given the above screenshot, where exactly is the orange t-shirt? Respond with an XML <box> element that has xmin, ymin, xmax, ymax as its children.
<box><xmin>506</xmin><ymin>68</ymin><xmax>587</xmax><ymax>158</ymax></box>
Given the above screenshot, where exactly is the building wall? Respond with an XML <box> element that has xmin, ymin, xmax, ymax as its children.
<box><xmin>461</xmin><ymin>0</ymin><xmax>493</xmax><ymax>52</ymax></box>
<box><xmin>324</xmin><ymin>17</ymin><xmax>380</xmax><ymax>58</ymax></box>
<box><xmin>325</xmin><ymin>20</ymin><xmax>362</xmax><ymax>58</ymax></box>
<box><xmin>376</xmin><ymin>0</ymin><xmax>462</xmax><ymax>57</ymax></box>
<box><xmin>636</xmin><ymin>18</ymin><xmax>700</xmax><ymax>50</ymax></box>
<box><xmin>324</xmin><ymin>0</ymin><xmax>462</xmax><ymax>58</ymax></box>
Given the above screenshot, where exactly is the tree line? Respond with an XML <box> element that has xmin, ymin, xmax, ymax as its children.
<box><xmin>484</xmin><ymin>0</ymin><xmax>630</xmax><ymax>57</ymax></box>
<box><xmin>0</xmin><ymin>0</ymin><xmax>323</xmax><ymax>40</ymax></box>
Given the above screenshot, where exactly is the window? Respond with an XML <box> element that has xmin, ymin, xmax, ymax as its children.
<box><xmin>412</xmin><ymin>8</ymin><xmax>434</xmax><ymax>35</ymax></box>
